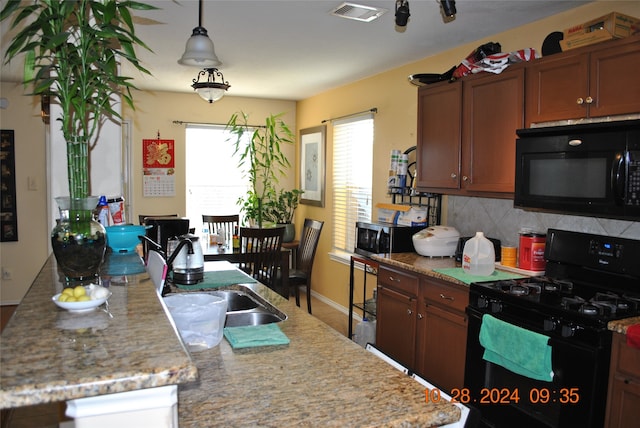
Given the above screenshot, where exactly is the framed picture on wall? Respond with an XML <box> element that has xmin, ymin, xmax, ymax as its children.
<box><xmin>299</xmin><ymin>125</ymin><xmax>326</xmax><ymax>207</ymax></box>
<box><xmin>1</xmin><ymin>129</ymin><xmax>18</xmax><ymax>242</ymax></box>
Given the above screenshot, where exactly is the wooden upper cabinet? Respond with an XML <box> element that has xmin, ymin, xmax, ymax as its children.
<box><xmin>415</xmin><ymin>81</ymin><xmax>462</xmax><ymax>190</ymax></box>
<box><xmin>526</xmin><ymin>34</ymin><xmax>640</xmax><ymax>125</ymax></box>
<box><xmin>461</xmin><ymin>67</ymin><xmax>524</xmax><ymax>194</ymax></box>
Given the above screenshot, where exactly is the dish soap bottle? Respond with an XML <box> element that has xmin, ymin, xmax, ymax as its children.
<box><xmin>462</xmin><ymin>231</ymin><xmax>495</xmax><ymax>276</ymax></box>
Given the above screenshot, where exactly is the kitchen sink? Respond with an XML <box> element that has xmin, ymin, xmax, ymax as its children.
<box><xmin>224</xmin><ymin>311</ymin><xmax>285</xmax><ymax>327</ymax></box>
<box><xmin>209</xmin><ymin>290</ymin><xmax>260</xmax><ymax>311</ymax></box>
<box><xmin>203</xmin><ymin>286</ymin><xmax>287</xmax><ymax>327</ymax></box>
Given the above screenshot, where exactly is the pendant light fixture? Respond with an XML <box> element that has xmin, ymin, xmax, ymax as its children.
<box><xmin>178</xmin><ymin>0</ymin><xmax>221</xmax><ymax>67</ymax></box>
<box><xmin>191</xmin><ymin>68</ymin><xmax>230</xmax><ymax>103</ymax></box>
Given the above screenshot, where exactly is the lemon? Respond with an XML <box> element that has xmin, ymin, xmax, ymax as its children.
<box><xmin>58</xmin><ymin>294</ymin><xmax>69</xmax><ymax>302</ymax></box>
<box><xmin>66</xmin><ymin>296</ymin><xmax>77</xmax><ymax>302</ymax></box>
<box><xmin>73</xmin><ymin>286</ymin><xmax>86</xmax><ymax>298</ymax></box>
<box><xmin>62</xmin><ymin>288</ymin><xmax>74</xmax><ymax>296</ymax></box>
<box><xmin>77</xmin><ymin>295</ymin><xmax>90</xmax><ymax>302</ymax></box>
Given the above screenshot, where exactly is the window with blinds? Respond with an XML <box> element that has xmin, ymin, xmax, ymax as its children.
<box><xmin>332</xmin><ymin>114</ymin><xmax>374</xmax><ymax>254</ymax></box>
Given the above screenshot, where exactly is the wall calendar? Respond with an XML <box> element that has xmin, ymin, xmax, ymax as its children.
<box><xmin>142</xmin><ymin>137</ymin><xmax>175</xmax><ymax>197</ymax></box>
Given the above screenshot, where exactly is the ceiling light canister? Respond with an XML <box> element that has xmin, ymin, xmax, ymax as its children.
<box><xmin>440</xmin><ymin>0</ymin><xmax>457</xmax><ymax>18</ymax></box>
<box><xmin>178</xmin><ymin>0</ymin><xmax>221</xmax><ymax>67</ymax></box>
<box><xmin>395</xmin><ymin>0</ymin><xmax>410</xmax><ymax>27</ymax></box>
<box><xmin>192</xmin><ymin>68</ymin><xmax>230</xmax><ymax>103</ymax></box>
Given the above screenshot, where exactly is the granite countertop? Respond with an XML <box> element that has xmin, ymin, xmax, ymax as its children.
<box><xmin>608</xmin><ymin>316</ymin><xmax>640</xmax><ymax>334</ymax></box>
<box><xmin>370</xmin><ymin>253</ymin><xmax>464</xmax><ymax>284</ymax></box>
<box><xmin>176</xmin><ymin>263</ymin><xmax>461</xmax><ymax>427</ymax></box>
<box><xmin>0</xmin><ymin>255</ymin><xmax>198</xmax><ymax>409</ymax></box>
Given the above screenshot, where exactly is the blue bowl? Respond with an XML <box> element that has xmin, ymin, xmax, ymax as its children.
<box><xmin>105</xmin><ymin>225</ymin><xmax>146</xmax><ymax>253</ymax></box>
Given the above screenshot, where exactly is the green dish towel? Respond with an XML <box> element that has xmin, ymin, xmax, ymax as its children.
<box><xmin>223</xmin><ymin>323</ymin><xmax>290</xmax><ymax>349</ymax></box>
<box><xmin>175</xmin><ymin>270</ymin><xmax>256</xmax><ymax>290</ymax></box>
<box><xmin>432</xmin><ymin>267</ymin><xmax>524</xmax><ymax>285</ymax></box>
<box><xmin>479</xmin><ymin>314</ymin><xmax>554</xmax><ymax>382</ymax></box>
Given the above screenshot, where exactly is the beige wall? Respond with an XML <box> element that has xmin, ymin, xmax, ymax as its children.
<box><xmin>295</xmin><ymin>1</ymin><xmax>640</xmax><ymax>310</ymax></box>
<box><xmin>0</xmin><ymin>82</ymin><xmax>49</xmax><ymax>303</ymax></box>
<box><xmin>123</xmin><ymin>91</ymin><xmax>296</xmax><ymax>221</ymax></box>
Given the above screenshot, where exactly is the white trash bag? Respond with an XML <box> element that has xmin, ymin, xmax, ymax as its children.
<box><xmin>164</xmin><ymin>293</ymin><xmax>227</xmax><ymax>350</ymax></box>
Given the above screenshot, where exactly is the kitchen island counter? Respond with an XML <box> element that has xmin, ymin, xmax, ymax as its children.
<box><xmin>0</xmin><ymin>255</ymin><xmax>198</xmax><ymax>411</ymax></box>
<box><xmin>176</xmin><ymin>263</ymin><xmax>461</xmax><ymax>427</ymax></box>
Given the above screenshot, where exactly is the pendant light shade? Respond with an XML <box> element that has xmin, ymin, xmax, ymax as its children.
<box><xmin>192</xmin><ymin>68</ymin><xmax>230</xmax><ymax>103</ymax></box>
<box><xmin>178</xmin><ymin>0</ymin><xmax>221</xmax><ymax>67</ymax></box>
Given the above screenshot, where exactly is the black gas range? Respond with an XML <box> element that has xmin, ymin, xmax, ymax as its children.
<box><xmin>464</xmin><ymin>228</ymin><xmax>640</xmax><ymax>428</ymax></box>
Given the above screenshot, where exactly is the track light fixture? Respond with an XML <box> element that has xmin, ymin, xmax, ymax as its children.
<box><xmin>440</xmin><ymin>0</ymin><xmax>457</xmax><ymax>18</ymax></box>
<box><xmin>178</xmin><ymin>0</ymin><xmax>221</xmax><ymax>67</ymax></box>
<box><xmin>395</xmin><ymin>0</ymin><xmax>410</xmax><ymax>27</ymax></box>
<box><xmin>191</xmin><ymin>68</ymin><xmax>230</xmax><ymax>103</ymax></box>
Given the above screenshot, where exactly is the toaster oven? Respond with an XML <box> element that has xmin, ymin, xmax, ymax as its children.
<box><xmin>355</xmin><ymin>222</ymin><xmax>424</xmax><ymax>257</ymax></box>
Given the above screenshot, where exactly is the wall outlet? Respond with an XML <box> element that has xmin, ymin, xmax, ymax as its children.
<box><xmin>2</xmin><ymin>267</ymin><xmax>12</xmax><ymax>280</ymax></box>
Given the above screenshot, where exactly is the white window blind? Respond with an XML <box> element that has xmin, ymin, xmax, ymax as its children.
<box><xmin>332</xmin><ymin>114</ymin><xmax>374</xmax><ymax>253</ymax></box>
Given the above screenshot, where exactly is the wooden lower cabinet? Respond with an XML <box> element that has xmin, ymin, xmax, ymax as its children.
<box><xmin>417</xmin><ymin>300</ymin><xmax>467</xmax><ymax>391</ymax></box>
<box><xmin>376</xmin><ymin>285</ymin><xmax>417</xmax><ymax>369</ymax></box>
<box><xmin>605</xmin><ymin>332</ymin><xmax>640</xmax><ymax>428</ymax></box>
<box><xmin>376</xmin><ymin>263</ymin><xmax>468</xmax><ymax>393</ymax></box>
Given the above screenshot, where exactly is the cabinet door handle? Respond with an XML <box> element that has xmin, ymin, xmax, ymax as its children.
<box><xmin>417</xmin><ymin>313</ymin><xmax>423</xmax><ymax>319</ymax></box>
<box><xmin>440</xmin><ymin>293</ymin><xmax>455</xmax><ymax>301</ymax></box>
<box><xmin>585</xmin><ymin>96</ymin><xmax>593</xmax><ymax>104</ymax></box>
<box><xmin>450</xmin><ymin>173</ymin><xmax>457</xmax><ymax>179</ymax></box>
<box><xmin>388</xmin><ymin>276</ymin><xmax>401</xmax><ymax>283</ymax></box>
<box><xmin>407</xmin><ymin>309</ymin><xmax>413</xmax><ymax>316</ymax></box>
<box><xmin>462</xmin><ymin>176</ymin><xmax>469</xmax><ymax>182</ymax></box>
<box><xmin>576</xmin><ymin>97</ymin><xmax>584</xmax><ymax>105</ymax></box>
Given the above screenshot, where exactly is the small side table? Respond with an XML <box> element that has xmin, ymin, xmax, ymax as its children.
<box><xmin>348</xmin><ymin>255</ymin><xmax>379</xmax><ymax>340</ymax></box>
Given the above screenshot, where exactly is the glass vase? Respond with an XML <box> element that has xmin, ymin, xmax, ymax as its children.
<box><xmin>51</xmin><ymin>196</ymin><xmax>107</xmax><ymax>282</ymax></box>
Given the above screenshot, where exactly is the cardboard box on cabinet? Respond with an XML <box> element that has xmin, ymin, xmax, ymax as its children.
<box><xmin>561</xmin><ymin>12</ymin><xmax>640</xmax><ymax>51</ymax></box>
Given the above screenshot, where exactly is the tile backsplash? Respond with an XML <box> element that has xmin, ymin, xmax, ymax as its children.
<box><xmin>447</xmin><ymin>196</ymin><xmax>640</xmax><ymax>247</ymax></box>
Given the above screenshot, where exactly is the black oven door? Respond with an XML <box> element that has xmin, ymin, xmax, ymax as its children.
<box><xmin>464</xmin><ymin>306</ymin><xmax>611</xmax><ymax>428</ymax></box>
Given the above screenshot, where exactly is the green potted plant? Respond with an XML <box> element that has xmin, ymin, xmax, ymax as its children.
<box><xmin>227</xmin><ymin>111</ymin><xmax>295</xmax><ymax>228</ymax></box>
<box><xmin>264</xmin><ymin>189</ymin><xmax>304</xmax><ymax>242</ymax></box>
<box><xmin>1</xmin><ymin>0</ymin><xmax>156</xmax><ymax>281</ymax></box>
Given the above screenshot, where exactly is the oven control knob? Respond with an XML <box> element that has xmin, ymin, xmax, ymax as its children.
<box><xmin>561</xmin><ymin>323</ymin><xmax>576</xmax><ymax>337</ymax></box>
<box><xmin>543</xmin><ymin>318</ymin><xmax>557</xmax><ymax>331</ymax></box>
<box><xmin>477</xmin><ymin>296</ymin><xmax>489</xmax><ymax>309</ymax></box>
<box><xmin>490</xmin><ymin>300</ymin><xmax>502</xmax><ymax>313</ymax></box>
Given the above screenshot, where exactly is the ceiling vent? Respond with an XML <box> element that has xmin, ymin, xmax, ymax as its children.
<box><xmin>330</xmin><ymin>2</ymin><xmax>388</xmax><ymax>22</ymax></box>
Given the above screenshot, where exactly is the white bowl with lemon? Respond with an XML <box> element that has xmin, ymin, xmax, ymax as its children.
<box><xmin>52</xmin><ymin>284</ymin><xmax>112</xmax><ymax>313</ymax></box>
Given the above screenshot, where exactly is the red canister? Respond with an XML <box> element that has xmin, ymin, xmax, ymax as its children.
<box><xmin>519</xmin><ymin>232</ymin><xmax>546</xmax><ymax>271</ymax></box>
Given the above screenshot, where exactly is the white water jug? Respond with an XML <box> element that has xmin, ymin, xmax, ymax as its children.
<box><xmin>462</xmin><ymin>231</ymin><xmax>495</xmax><ymax>276</ymax></box>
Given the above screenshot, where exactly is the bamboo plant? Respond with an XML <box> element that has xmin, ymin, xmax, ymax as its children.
<box><xmin>1</xmin><ymin>0</ymin><xmax>157</xmax><ymax>200</ymax></box>
<box><xmin>227</xmin><ymin>112</ymin><xmax>295</xmax><ymax>227</ymax></box>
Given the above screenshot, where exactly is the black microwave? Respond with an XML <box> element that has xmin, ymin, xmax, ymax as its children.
<box><xmin>355</xmin><ymin>222</ymin><xmax>424</xmax><ymax>257</ymax></box>
<box><xmin>514</xmin><ymin>120</ymin><xmax>640</xmax><ymax>221</ymax></box>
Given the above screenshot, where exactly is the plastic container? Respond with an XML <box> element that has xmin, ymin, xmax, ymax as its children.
<box><xmin>163</xmin><ymin>293</ymin><xmax>227</xmax><ymax>350</ymax></box>
<box><xmin>354</xmin><ymin>317</ymin><xmax>376</xmax><ymax>348</ymax></box>
<box><xmin>97</xmin><ymin>195</ymin><xmax>111</xmax><ymax>227</ymax></box>
<box><xmin>462</xmin><ymin>231</ymin><xmax>495</xmax><ymax>276</ymax></box>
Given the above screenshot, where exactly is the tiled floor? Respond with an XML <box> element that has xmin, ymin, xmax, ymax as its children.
<box><xmin>0</xmin><ymin>293</ymin><xmax>351</xmax><ymax>427</ymax></box>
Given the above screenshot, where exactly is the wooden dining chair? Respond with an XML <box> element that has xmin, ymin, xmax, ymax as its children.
<box><xmin>238</xmin><ymin>226</ymin><xmax>285</xmax><ymax>293</ymax></box>
<box><xmin>202</xmin><ymin>214</ymin><xmax>240</xmax><ymax>246</ymax></box>
<box><xmin>289</xmin><ymin>219</ymin><xmax>324</xmax><ymax>314</ymax></box>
